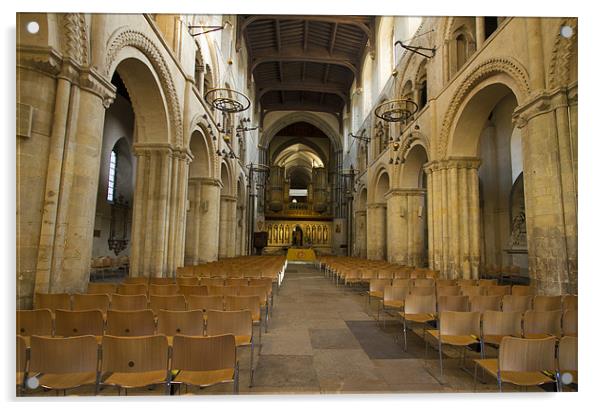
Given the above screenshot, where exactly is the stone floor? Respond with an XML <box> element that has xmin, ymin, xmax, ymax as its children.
<box><xmin>23</xmin><ymin>262</ymin><xmax>557</xmax><ymax>396</ymax></box>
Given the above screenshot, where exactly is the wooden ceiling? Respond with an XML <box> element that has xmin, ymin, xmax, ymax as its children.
<box><xmin>236</xmin><ymin>15</ymin><xmax>375</xmax><ymax>121</ymax></box>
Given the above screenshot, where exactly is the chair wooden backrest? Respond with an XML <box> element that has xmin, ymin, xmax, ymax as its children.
<box><xmin>533</xmin><ymin>295</ymin><xmax>562</xmax><ymax>311</ymax></box>
<box><xmin>226</xmin><ymin>278</ymin><xmax>249</xmax><ymax>287</ymax></box>
<box><xmin>171</xmin><ymin>334</ymin><xmax>236</xmax><ymax>373</ymax></box>
<box><xmin>149</xmin><ymin>295</ymin><xmax>187</xmax><ymax>315</ymax></box>
<box><xmin>469</xmin><ymin>296</ymin><xmax>502</xmax><ymax>313</ymax></box>
<box><xmin>478</xmin><ymin>279</ymin><xmax>498</xmax><ymax>287</ymax></box>
<box><xmin>17</xmin><ymin>309</ymin><xmax>53</xmax><ymax>338</ymax></box>
<box><xmin>206</xmin><ymin>310</ymin><xmax>252</xmax><ymax>338</ymax></box>
<box><xmin>410</xmin><ymin>270</ymin><xmax>426</xmax><ymax>279</ymax></box>
<box><xmin>54</xmin><ymin>309</ymin><xmax>104</xmax><ymax>338</ymax></box>
<box><xmin>436</xmin><ymin>286</ymin><xmax>461</xmax><ymax>296</ymax></box>
<box><xmin>436</xmin><ymin>279</ymin><xmax>457</xmax><ymax>287</ymax></box>
<box><xmin>502</xmin><ymin>295</ymin><xmax>533</xmax><ymax>312</ymax></box>
<box><xmin>484</xmin><ymin>285</ymin><xmax>512</xmax><ymax>296</ymax></box>
<box><xmin>87</xmin><ymin>283</ymin><xmax>118</xmax><ymax>294</ymax></box>
<box><xmin>562</xmin><ymin>295</ymin><xmax>577</xmax><ymax>311</ymax></box>
<box><xmin>148</xmin><ymin>284</ymin><xmax>180</xmax><ymax>296</ymax></box>
<box><xmin>439</xmin><ymin>311</ymin><xmax>480</xmax><ymax>336</ymax></box>
<box><xmin>224</xmin><ymin>296</ymin><xmax>261</xmax><ymax>321</ymax></box>
<box><xmin>457</xmin><ymin>279</ymin><xmax>478</xmax><ymax>287</ymax></box>
<box><xmin>123</xmin><ymin>277</ymin><xmax>149</xmax><ymax>285</ymax></box>
<box><xmin>498</xmin><ymin>336</ymin><xmax>557</xmax><ymax>373</ymax></box>
<box><xmin>437</xmin><ymin>295</ymin><xmax>470</xmax><ymax>313</ymax></box>
<box><xmin>377</xmin><ymin>270</ymin><xmax>394</xmax><ymax>280</ymax></box>
<box><xmin>460</xmin><ymin>285</ymin><xmax>484</xmax><ymax>297</ymax></box>
<box><xmin>186</xmin><ymin>295</ymin><xmax>224</xmax><ymax>312</ymax></box>
<box><xmin>116</xmin><ymin>283</ymin><xmax>148</xmax><ymax>296</ymax></box>
<box><xmin>511</xmin><ymin>285</ymin><xmax>535</xmax><ymax>296</ymax></box>
<box><xmin>176</xmin><ymin>266</ymin><xmax>195</xmax><ymax>277</ymax></box>
<box><xmin>34</xmin><ymin>293</ymin><xmax>71</xmax><ymax>311</ymax></box>
<box><xmin>558</xmin><ymin>336</ymin><xmax>577</xmax><ymax>375</ymax></box>
<box><xmin>413</xmin><ymin>278</ymin><xmax>434</xmax><ymax>288</ymax></box>
<box><xmin>481</xmin><ymin>310</ymin><xmax>522</xmax><ymax>338</ymax></box>
<box><xmin>176</xmin><ymin>276</ymin><xmax>199</xmax><ymax>286</ymax></box>
<box><xmin>523</xmin><ymin>310</ymin><xmax>562</xmax><ymax>338</ymax></box>
<box><xmin>177</xmin><ymin>285</ymin><xmax>208</xmax><ymax>298</ymax></box>
<box><xmin>29</xmin><ymin>335</ymin><xmax>98</xmax><ymax>375</ymax></box>
<box><xmin>403</xmin><ymin>294</ymin><xmax>437</xmax><ymax>315</ymax></box>
<box><xmin>200</xmin><ymin>278</ymin><xmax>225</xmax><ymax>287</ymax></box>
<box><xmin>156</xmin><ymin>309</ymin><xmax>204</xmax><ymax>337</ymax></box>
<box><xmin>562</xmin><ymin>309</ymin><xmax>577</xmax><ymax>336</ymax></box>
<box><xmin>110</xmin><ymin>294</ymin><xmax>148</xmax><ymax>311</ymax></box>
<box><xmin>149</xmin><ymin>277</ymin><xmax>176</xmax><ymax>285</ymax></box>
<box><xmin>105</xmin><ymin>309</ymin><xmax>156</xmax><ymax>336</ymax></box>
<box><xmin>72</xmin><ymin>293</ymin><xmax>110</xmax><ymax>314</ymax></box>
<box><xmin>383</xmin><ymin>285</ymin><xmax>410</xmax><ymax>303</ymax></box>
<box><xmin>410</xmin><ymin>286</ymin><xmax>435</xmax><ymax>296</ymax></box>
<box><xmin>238</xmin><ymin>286</ymin><xmax>268</xmax><ymax>304</ymax></box>
<box><xmin>101</xmin><ymin>335</ymin><xmax>168</xmax><ymax>374</ymax></box>
<box><xmin>392</xmin><ymin>278</ymin><xmax>411</xmax><ymax>288</ymax></box>
<box><xmin>370</xmin><ymin>279</ymin><xmax>391</xmax><ymax>293</ymax></box>
<box><xmin>394</xmin><ymin>271</ymin><xmax>410</xmax><ymax>279</ymax></box>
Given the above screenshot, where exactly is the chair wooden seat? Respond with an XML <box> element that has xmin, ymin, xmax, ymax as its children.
<box><xmin>474</xmin><ymin>358</ymin><xmax>554</xmax><ymax>386</ymax></box>
<box><xmin>369</xmin><ymin>290</ymin><xmax>384</xmax><ymax>299</ymax></box>
<box><xmin>384</xmin><ymin>300</ymin><xmax>404</xmax><ymax>309</ymax></box>
<box><xmin>38</xmin><ymin>372</ymin><xmax>98</xmax><ymax>390</ymax></box>
<box><xmin>173</xmin><ymin>369</ymin><xmax>235</xmax><ymax>387</ymax></box>
<box><xmin>103</xmin><ymin>370</ymin><xmax>168</xmax><ymax>389</ymax></box>
<box><xmin>426</xmin><ymin>330</ymin><xmax>478</xmax><ymax>346</ymax></box>
<box><xmin>482</xmin><ymin>334</ymin><xmax>506</xmax><ymax>346</ymax></box>
<box><xmin>524</xmin><ymin>333</ymin><xmax>557</xmax><ymax>340</ymax></box>
<box><xmin>398</xmin><ymin>312</ymin><xmax>435</xmax><ymax>323</ymax></box>
<box><xmin>235</xmin><ymin>335</ymin><xmax>252</xmax><ymax>346</ymax></box>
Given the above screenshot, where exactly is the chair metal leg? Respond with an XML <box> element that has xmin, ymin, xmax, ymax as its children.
<box><xmin>497</xmin><ymin>372</ymin><xmax>502</xmax><ymax>392</ymax></box>
<box><xmin>249</xmin><ymin>339</ymin><xmax>255</xmax><ymax>387</ymax></box>
<box><xmin>234</xmin><ymin>362</ymin><xmax>239</xmax><ymax>394</ymax></box>
<box><xmin>403</xmin><ymin>318</ymin><xmax>408</xmax><ymax>351</ymax></box>
<box><xmin>438</xmin><ymin>339</ymin><xmax>443</xmax><ymax>378</ymax></box>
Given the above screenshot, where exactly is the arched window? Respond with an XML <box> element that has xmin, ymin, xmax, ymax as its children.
<box><xmin>194</xmin><ymin>50</ymin><xmax>203</xmax><ymax>92</ymax></box>
<box><xmin>484</xmin><ymin>17</ymin><xmax>500</xmax><ymax>40</ymax></box>
<box><xmin>107</xmin><ymin>150</ymin><xmax>117</xmax><ymax>202</ymax></box>
<box><xmin>203</xmin><ymin>65</ymin><xmax>213</xmax><ymax>95</ymax></box>
<box><xmin>456</xmin><ymin>33</ymin><xmax>467</xmax><ymax>68</ymax></box>
<box><xmin>416</xmin><ymin>62</ymin><xmax>428</xmax><ymax>111</ymax></box>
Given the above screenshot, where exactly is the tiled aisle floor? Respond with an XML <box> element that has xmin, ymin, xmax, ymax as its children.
<box><xmin>24</xmin><ymin>262</ymin><xmax>552</xmax><ymax>396</ymax></box>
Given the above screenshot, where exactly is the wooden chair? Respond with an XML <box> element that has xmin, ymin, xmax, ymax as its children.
<box><xmin>378</xmin><ymin>285</ymin><xmax>409</xmax><ymax>326</ymax></box>
<box><xmin>558</xmin><ymin>336</ymin><xmax>578</xmax><ymax>390</ymax></box>
<box><xmin>87</xmin><ymin>283</ymin><xmax>118</xmax><ymax>294</ymax></box>
<box><xmin>457</xmin><ymin>279</ymin><xmax>478</xmax><ymax>287</ymax></box>
<box><xmin>29</xmin><ymin>335</ymin><xmax>99</xmax><ymax>394</ymax></box>
<box><xmin>248</xmin><ymin>278</ymin><xmax>274</xmax><ymax>309</ymax></box>
<box><xmin>392</xmin><ymin>278</ymin><xmax>411</xmax><ymax>288</ymax></box>
<box><xmin>123</xmin><ymin>277</ymin><xmax>149</xmax><ymax>285</ymax></box>
<box><xmin>484</xmin><ymin>285</ymin><xmax>511</xmax><ymax>297</ymax></box>
<box><xmin>54</xmin><ymin>309</ymin><xmax>104</xmax><ymax>343</ymax></box>
<box><xmin>16</xmin><ymin>309</ymin><xmax>53</xmax><ymax>344</ymax></box>
<box><xmin>238</xmin><ymin>285</ymin><xmax>270</xmax><ymax>332</ymax></box>
<box><xmin>206</xmin><ymin>310</ymin><xmax>255</xmax><ymax>387</ymax></box>
<box><xmin>394</xmin><ymin>271</ymin><xmax>410</xmax><ymax>279</ymax></box>
<box><xmin>224</xmin><ymin>295</ymin><xmax>263</xmax><ymax>345</ymax></box>
<box><xmin>176</xmin><ymin>276</ymin><xmax>199</xmax><ymax>286</ymax></box>
<box><xmin>437</xmin><ymin>295</ymin><xmax>470</xmax><ymax>313</ymax></box>
<box><xmin>562</xmin><ymin>309</ymin><xmax>577</xmax><ymax>337</ymax></box>
<box><xmin>480</xmin><ymin>310</ymin><xmax>523</xmax><ymax>350</ymax></box>
<box><xmin>427</xmin><ymin>311</ymin><xmax>481</xmax><ymax>377</ymax></box>
<box><xmin>474</xmin><ymin>336</ymin><xmax>558</xmax><ymax>391</ymax></box>
<box><xmin>186</xmin><ymin>295</ymin><xmax>224</xmax><ymax>312</ymax></box>
<box><xmin>156</xmin><ymin>309</ymin><xmax>204</xmax><ymax>345</ymax></box>
<box><xmin>460</xmin><ymin>285</ymin><xmax>484</xmax><ymax>297</ymax></box>
<box><xmin>72</xmin><ymin>294</ymin><xmax>110</xmax><ymax>316</ymax></box>
<box><xmin>100</xmin><ymin>335</ymin><xmax>170</xmax><ymax>393</ymax></box>
<box><xmin>110</xmin><ymin>294</ymin><xmax>148</xmax><ymax>311</ymax></box>
<box><xmin>105</xmin><ymin>309</ymin><xmax>156</xmax><ymax>337</ymax></box>
<box><xmin>478</xmin><ymin>279</ymin><xmax>498</xmax><ymax>287</ymax></box>
<box><xmin>177</xmin><ymin>285</ymin><xmax>208</xmax><ymax>298</ymax></box>
<box><xmin>116</xmin><ymin>283</ymin><xmax>148</xmax><ymax>296</ymax></box>
<box><xmin>413</xmin><ymin>278</ymin><xmax>434</xmax><ymax>288</ymax></box>
<box><xmin>533</xmin><ymin>295</ymin><xmax>562</xmax><ymax>311</ymax></box>
<box><xmin>367</xmin><ymin>279</ymin><xmax>391</xmax><ymax>306</ymax></box>
<box><xmin>149</xmin><ymin>284</ymin><xmax>179</xmax><ymax>296</ymax></box>
<box><xmin>511</xmin><ymin>285</ymin><xmax>534</xmax><ymax>296</ymax></box>
<box><xmin>34</xmin><ymin>293</ymin><xmax>71</xmax><ymax>312</ymax></box>
<box><xmin>502</xmin><ymin>295</ymin><xmax>533</xmax><ymax>312</ymax></box>
<box><xmin>399</xmin><ymin>294</ymin><xmax>437</xmax><ymax>351</ymax></box>
<box><xmin>149</xmin><ymin>277</ymin><xmax>176</xmax><ymax>285</ymax></box>
<box><xmin>436</xmin><ymin>279</ymin><xmax>457</xmax><ymax>287</ymax></box>
<box><xmin>200</xmin><ymin>278</ymin><xmax>225</xmax><ymax>287</ymax></box>
<box><xmin>436</xmin><ymin>286</ymin><xmax>461</xmax><ymax>297</ymax></box>
<box><xmin>176</xmin><ymin>266</ymin><xmax>195</xmax><ymax>278</ymax></box>
<box><xmin>171</xmin><ymin>334</ymin><xmax>239</xmax><ymax>393</ymax></box>
<box><xmin>16</xmin><ymin>335</ymin><xmax>27</xmax><ymax>395</ymax></box>
<box><xmin>469</xmin><ymin>296</ymin><xmax>502</xmax><ymax>313</ymax></box>
<box><xmin>149</xmin><ymin>295</ymin><xmax>187</xmax><ymax>316</ymax></box>
<box><xmin>562</xmin><ymin>295</ymin><xmax>577</xmax><ymax>311</ymax></box>
<box><xmin>523</xmin><ymin>310</ymin><xmax>562</xmax><ymax>339</ymax></box>
<box><xmin>410</xmin><ymin>286</ymin><xmax>435</xmax><ymax>296</ymax></box>
<box><xmin>226</xmin><ymin>278</ymin><xmax>249</xmax><ymax>287</ymax></box>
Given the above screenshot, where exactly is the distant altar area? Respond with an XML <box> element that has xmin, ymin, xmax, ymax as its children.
<box><xmin>286</xmin><ymin>248</ymin><xmax>317</xmax><ymax>262</ymax></box>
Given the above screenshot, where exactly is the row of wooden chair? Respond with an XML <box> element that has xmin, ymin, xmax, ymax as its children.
<box><xmin>88</xmin><ymin>279</ymin><xmax>273</xmax><ymax>297</ymax></box>
<box><xmin>17</xmin><ymin>333</ymin><xmax>240</xmax><ymax>396</ymax></box>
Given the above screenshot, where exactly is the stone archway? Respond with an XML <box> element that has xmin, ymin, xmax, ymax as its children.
<box><xmin>218</xmin><ymin>161</ymin><xmax>236</xmax><ymax>258</ymax></box>
<box><xmin>367</xmin><ymin>169</ymin><xmax>390</xmax><ymax>260</ymax></box>
<box><xmin>354</xmin><ymin>188</ymin><xmax>368</xmax><ymax>258</ymax></box>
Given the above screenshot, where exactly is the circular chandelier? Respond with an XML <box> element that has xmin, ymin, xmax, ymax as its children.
<box><xmin>204</xmin><ymin>88</ymin><xmax>251</xmax><ymax>113</ymax></box>
<box><xmin>374</xmin><ymin>99</ymin><xmax>418</xmax><ymax>124</ymax></box>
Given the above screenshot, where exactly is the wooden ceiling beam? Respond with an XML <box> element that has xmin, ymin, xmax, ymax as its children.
<box><xmin>251</xmin><ymin>55</ymin><xmax>357</xmax><ymax>79</ymax></box>
<box><xmin>329</xmin><ymin>23</ymin><xmax>338</xmax><ymax>55</ymax></box>
<box><xmin>241</xmin><ymin>15</ymin><xmax>373</xmax><ymax>39</ymax></box>
<box><xmin>257</xmin><ymin>82</ymin><xmax>348</xmax><ymax>100</ymax></box>
<box><xmin>275</xmin><ymin>19</ymin><xmax>282</xmax><ymax>52</ymax></box>
<box><xmin>303</xmin><ymin>20</ymin><xmax>309</xmax><ymax>51</ymax></box>
<box><xmin>322</xmin><ymin>64</ymin><xmax>330</xmax><ymax>83</ymax></box>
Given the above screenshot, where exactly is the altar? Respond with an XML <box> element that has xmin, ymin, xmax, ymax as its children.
<box><xmin>286</xmin><ymin>248</ymin><xmax>317</xmax><ymax>262</ymax></box>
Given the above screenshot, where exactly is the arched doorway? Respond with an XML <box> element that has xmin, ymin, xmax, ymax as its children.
<box><xmin>292</xmin><ymin>225</ymin><xmax>303</xmax><ymax>247</ymax></box>
<box><xmin>367</xmin><ymin>170</ymin><xmax>389</xmax><ymax>260</ymax></box>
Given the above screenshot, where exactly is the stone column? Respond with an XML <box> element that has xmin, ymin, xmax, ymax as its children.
<box><xmin>366</xmin><ymin>203</ymin><xmax>387</xmax><ymax>260</ymax></box>
<box><xmin>514</xmin><ymin>88</ymin><xmax>578</xmax><ymax>294</ymax></box>
<box><xmin>354</xmin><ymin>210</ymin><xmax>367</xmax><ymax>258</ymax></box>
<box><xmin>219</xmin><ymin>194</ymin><xmax>237</xmax><ymax>258</ymax></box>
<box><xmin>386</xmin><ymin>189</ymin><xmax>427</xmax><ymax>266</ymax></box>
<box><xmin>476</xmin><ymin>17</ymin><xmax>485</xmax><ymax>49</ymax></box>
<box><xmin>185</xmin><ymin>177</ymin><xmax>222</xmax><ymax>264</ymax></box>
